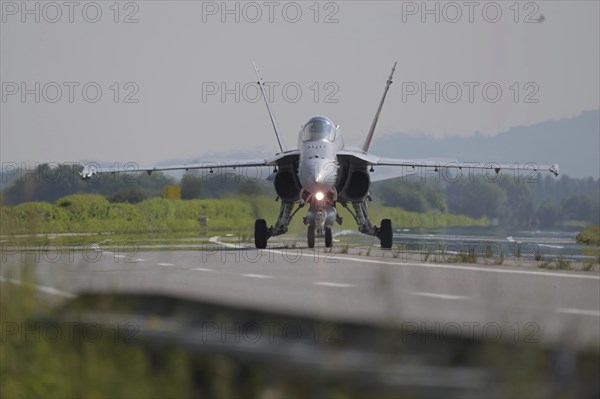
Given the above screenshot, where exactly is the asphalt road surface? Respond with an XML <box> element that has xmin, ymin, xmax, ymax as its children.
<box><xmin>2</xmin><ymin>237</ymin><xmax>599</xmax><ymax>349</ymax></box>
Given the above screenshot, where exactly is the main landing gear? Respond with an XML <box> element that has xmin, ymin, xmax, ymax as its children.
<box><xmin>258</xmin><ymin>216</ymin><xmax>391</xmax><ymax>249</ymax></box>
<box><xmin>341</xmin><ymin>200</ymin><xmax>394</xmax><ymax>249</ymax></box>
<box><xmin>378</xmin><ymin>218</ymin><xmax>393</xmax><ymax>249</ymax></box>
<box><xmin>254</xmin><ymin>200</ymin><xmax>304</xmax><ymax>249</ymax></box>
<box><xmin>254</xmin><ymin>198</ymin><xmax>393</xmax><ymax>249</ymax></box>
<box><xmin>254</xmin><ymin>219</ymin><xmax>269</xmax><ymax>249</ymax></box>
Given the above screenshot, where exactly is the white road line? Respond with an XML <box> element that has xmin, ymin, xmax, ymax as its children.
<box><xmin>209</xmin><ymin>236</ymin><xmax>600</xmax><ymax>281</ymax></box>
<box><xmin>192</xmin><ymin>267</ymin><xmax>214</xmax><ymax>272</ymax></box>
<box><xmin>0</xmin><ymin>276</ymin><xmax>75</xmax><ymax>298</ymax></box>
<box><xmin>412</xmin><ymin>291</ymin><xmax>469</xmax><ymax>300</ymax></box>
<box><xmin>556</xmin><ymin>308</ymin><xmax>600</xmax><ymax>317</ymax></box>
<box><xmin>314</xmin><ymin>282</ymin><xmax>355</xmax><ymax>288</ymax></box>
<box><xmin>242</xmin><ymin>273</ymin><xmax>273</xmax><ymax>279</ymax></box>
<box><xmin>338</xmin><ymin>256</ymin><xmax>600</xmax><ymax>280</ymax></box>
<box><xmin>157</xmin><ymin>262</ymin><xmax>174</xmax><ymax>266</ymax></box>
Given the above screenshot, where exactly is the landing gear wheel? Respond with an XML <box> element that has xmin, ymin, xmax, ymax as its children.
<box><xmin>307</xmin><ymin>225</ymin><xmax>315</xmax><ymax>249</ymax></box>
<box><xmin>379</xmin><ymin>219</ymin><xmax>393</xmax><ymax>249</ymax></box>
<box><xmin>254</xmin><ymin>219</ymin><xmax>268</xmax><ymax>249</ymax></box>
<box><xmin>325</xmin><ymin>227</ymin><xmax>333</xmax><ymax>248</ymax></box>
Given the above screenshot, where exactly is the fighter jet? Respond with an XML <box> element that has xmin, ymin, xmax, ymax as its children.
<box><xmin>80</xmin><ymin>63</ymin><xmax>559</xmax><ymax>249</ymax></box>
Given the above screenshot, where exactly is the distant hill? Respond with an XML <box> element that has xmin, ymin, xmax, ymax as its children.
<box><xmin>2</xmin><ymin>110</ymin><xmax>597</xmax><ymax>190</ymax></box>
<box><xmin>370</xmin><ymin>110</ymin><xmax>600</xmax><ymax>178</ymax></box>
<box><xmin>158</xmin><ymin>109</ymin><xmax>599</xmax><ymax>179</ymax></box>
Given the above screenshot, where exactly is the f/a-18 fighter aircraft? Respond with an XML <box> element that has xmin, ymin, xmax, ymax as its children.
<box><xmin>81</xmin><ymin>63</ymin><xmax>559</xmax><ymax>249</ymax></box>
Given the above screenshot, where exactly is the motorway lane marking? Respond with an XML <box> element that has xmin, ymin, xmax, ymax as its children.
<box><xmin>556</xmin><ymin>308</ymin><xmax>600</xmax><ymax>317</ymax></box>
<box><xmin>157</xmin><ymin>262</ymin><xmax>175</xmax><ymax>266</ymax></box>
<box><xmin>102</xmin><ymin>251</ymin><xmax>147</xmax><ymax>262</ymax></box>
<box><xmin>337</xmin><ymin>256</ymin><xmax>600</xmax><ymax>280</ymax></box>
<box><xmin>242</xmin><ymin>273</ymin><xmax>274</xmax><ymax>279</ymax></box>
<box><xmin>314</xmin><ymin>282</ymin><xmax>355</xmax><ymax>288</ymax></box>
<box><xmin>0</xmin><ymin>276</ymin><xmax>75</xmax><ymax>298</ymax></box>
<box><xmin>209</xmin><ymin>236</ymin><xmax>600</xmax><ymax>281</ymax></box>
<box><xmin>412</xmin><ymin>291</ymin><xmax>469</xmax><ymax>300</ymax></box>
<box><xmin>192</xmin><ymin>267</ymin><xmax>214</xmax><ymax>272</ymax></box>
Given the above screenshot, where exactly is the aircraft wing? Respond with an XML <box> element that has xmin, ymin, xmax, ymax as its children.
<box><xmin>337</xmin><ymin>149</ymin><xmax>560</xmax><ymax>181</ymax></box>
<box><xmin>347</xmin><ymin>62</ymin><xmax>559</xmax><ymax>181</ymax></box>
<box><xmin>80</xmin><ymin>150</ymin><xmax>300</xmax><ymax>180</ymax></box>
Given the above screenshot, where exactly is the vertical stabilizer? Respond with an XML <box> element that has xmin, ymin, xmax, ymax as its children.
<box><xmin>362</xmin><ymin>62</ymin><xmax>397</xmax><ymax>153</ymax></box>
<box><xmin>254</xmin><ymin>63</ymin><xmax>284</xmax><ymax>152</ymax></box>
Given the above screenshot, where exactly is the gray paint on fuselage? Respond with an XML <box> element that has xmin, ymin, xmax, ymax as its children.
<box><xmin>297</xmin><ymin>116</ymin><xmax>344</xmax><ymax>195</ymax></box>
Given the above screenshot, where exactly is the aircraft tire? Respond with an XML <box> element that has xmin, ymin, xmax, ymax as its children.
<box><xmin>307</xmin><ymin>225</ymin><xmax>315</xmax><ymax>249</ymax></box>
<box><xmin>255</xmin><ymin>219</ymin><xmax>268</xmax><ymax>249</ymax></box>
<box><xmin>325</xmin><ymin>227</ymin><xmax>333</xmax><ymax>248</ymax></box>
<box><xmin>380</xmin><ymin>219</ymin><xmax>393</xmax><ymax>249</ymax></box>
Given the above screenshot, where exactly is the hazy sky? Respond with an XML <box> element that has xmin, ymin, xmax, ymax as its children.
<box><xmin>1</xmin><ymin>1</ymin><xmax>599</xmax><ymax>165</ymax></box>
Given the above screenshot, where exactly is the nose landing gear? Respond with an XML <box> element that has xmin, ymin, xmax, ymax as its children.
<box><xmin>306</xmin><ymin>224</ymin><xmax>333</xmax><ymax>248</ymax></box>
<box><xmin>325</xmin><ymin>226</ymin><xmax>333</xmax><ymax>248</ymax></box>
<box><xmin>307</xmin><ymin>225</ymin><xmax>315</xmax><ymax>248</ymax></box>
<box><xmin>305</xmin><ymin>202</ymin><xmax>337</xmax><ymax>248</ymax></box>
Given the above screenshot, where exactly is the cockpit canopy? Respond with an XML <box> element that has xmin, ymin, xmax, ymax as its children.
<box><xmin>301</xmin><ymin>116</ymin><xmax>336</xmax><ymax>142</ymax></box>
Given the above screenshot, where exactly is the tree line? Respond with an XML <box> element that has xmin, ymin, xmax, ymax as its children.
<box><xmin>1</xmin><ymin>164</ymin><xmax>598</xmax><ymax>228</ymax></box>
<box><xmin>372</xmin><ymin>173</ymin><xmax>599</xmax><ymax>228</ymax></box>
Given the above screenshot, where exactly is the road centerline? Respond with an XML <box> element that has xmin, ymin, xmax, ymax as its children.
<box><xmin>412</xmin><ymin>291</ymin><xmax>469</xmax><ymax>300</ymax></box>
<box><xmin>314</xmin><ymin>281</ymin><xmax>355</xmax><ymax>288</ymax></box>
<box><xmin>242</xmin><ymin>273</ymin><xmax>273</xmax><ymax>279</ymax></box>
<box><xmin>556</xmin><ymin>308</ymin><xmax>600</xmax><ymax>317</ymax></box>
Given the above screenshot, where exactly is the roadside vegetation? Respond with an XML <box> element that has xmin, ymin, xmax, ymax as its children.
<box><xmin>0</xmin><ymin>268</ymin><xmax>193</xmax><ymax>398</ymax></box>
<box><xmin>5</xmin><ymin>270</ymin><xmax>597</xmax><ymax>398</ymax></box>
<box><xmin>576</xmin><ymin>225</ymin><xmax>600</xmax><ymax>246</ymax></box>
<box><xmin>0</xmin><ymin>194</ymin><xmax>489</xmax><ymax>237</ymax></box>
<box><xmin>2</xmin><ymin>164</ymin><xmax>598</xmax><ymax>229</ymax></box>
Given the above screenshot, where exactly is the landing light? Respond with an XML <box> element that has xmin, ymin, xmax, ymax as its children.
<box><xmin>315</xmin><ymin>192</ymin><xmax>325</xmax><ymax>201</ymax></box>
